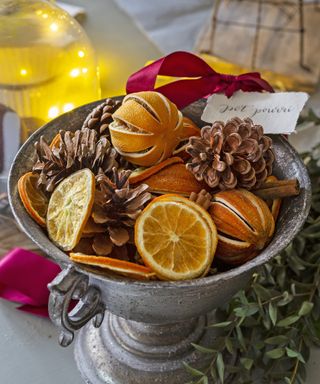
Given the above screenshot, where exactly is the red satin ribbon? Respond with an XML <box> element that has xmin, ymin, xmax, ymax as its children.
<box><xmin>126</xmin><ymin>51</ymin><xmax>274</xmax><ymax>109</ymax></box>
<box><xmin>0</xmin><ymin>248</ymin><xmax>60</xmax><ymax>317</ymax></box>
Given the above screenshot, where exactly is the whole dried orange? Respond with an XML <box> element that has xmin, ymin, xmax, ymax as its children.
<box><xmin>109</xmin><ymin>92</ymin><xmax>196</xmax><ymax>166</ymax></box>
<box><xmin>70</xmin><ymin>253</ymin><xmax>156</xmax><ymax>280</ymax></box>
<box><xmin>47</xmin><ymin>169</ymin><xmax>95</xmax><ymax>251</ymax></box>
<box><xmin>18</xmin><ymin>172</ymin><xmax>48</xmax><ymax>227</ymax></box>
<box><xmin>209</xmin><ymin>189</ymin><xmax>275</xmax><ymax>265</ymax></box>
<box><xmin>135</xmin><ymin>195</ymin><xmax>217</xmax><ymax>280</ymax></box>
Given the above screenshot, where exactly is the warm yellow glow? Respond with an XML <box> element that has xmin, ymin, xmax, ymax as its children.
<box><xmin>63</xmin><ymin>103</ymin><xmax>75</xmax><ymax>113</ymax></box>
<box><xmin>70</xmin><ymin>68</ymin><xmax>80</xmax><ymax>78</ymax></box>
<box><xmin>42</xmin><ymin>13</ymin><xmax>48</xmax><ymax>19</ymax></box>
<box><xmin>82</xmin><ymin>68</ymin><xmax>88</xmax><ymax>74</ymax></box>
<box><xmin>20</xmin><ymin>69</ymin><xmax>27</xmax><ymax>76</ymax></box>
<box><xmin>50</xmin><ymin>23</ymin><xmax>59</xmax><ymax>32</ymax></box>
<box><xmin>36</xmin><ymin>10</ymin><xmax>43</xmax><ymax>16</ymax></box>
<box><xmin>78</xmin><ymin>50</ymin><xmax>85</xmax><ymax>58</ymax></box>
<box><xmin>48</xmin><ymin>106</ymin><xmax>60</xmax><ymax>119</ymax></box>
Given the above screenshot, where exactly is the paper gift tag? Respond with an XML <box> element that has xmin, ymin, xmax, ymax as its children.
<box><xmin>201</xmin><ymin>91</ymin><xmax>309</xmax><ymax>134</ymax></box>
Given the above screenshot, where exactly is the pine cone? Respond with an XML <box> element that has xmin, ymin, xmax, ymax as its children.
<box><xmin>82</xmin><ymin>98</ymin><xmax>121</xmax><ymax>135</ymax></box>
<box><xmin>186</xmin><ymin>117</ymin><xmax>274</xmax><ymax>190</ymax></box>
<box><xmin>33</xmin><ymin>128</ymin><xmax>117</xmax><ymax>192</ymax></box>
<box><xmin>92</xmin><ymin>167</ymin><xmax>151</xmax><ymax>249</ymax></box>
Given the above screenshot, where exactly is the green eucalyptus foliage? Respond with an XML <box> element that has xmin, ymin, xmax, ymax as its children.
<box><xmin>186</xmin><ymin>120</ymin><xmax>320</xmax><ymax>384</ymax></box>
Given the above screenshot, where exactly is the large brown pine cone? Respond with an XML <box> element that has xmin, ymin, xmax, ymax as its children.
<box><xmin>82</xmin><ymin>98</ymin><xmax>121</xmax><ymax>135</ymax></box>
<box><xmin>33</xmin><ymin>128</ymin><xmax>117</xmax><ymax>192</ymax></box>
<box><xmin>186</xmin><ymin>117</ymin><xmax>274</xmax><ymax>190</ymax></box>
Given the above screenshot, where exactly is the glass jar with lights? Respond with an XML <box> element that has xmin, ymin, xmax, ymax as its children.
<box><xmin>0</xmin><ymin>0</ymin><xmax>101</xmax><ymax>141</ymax></box>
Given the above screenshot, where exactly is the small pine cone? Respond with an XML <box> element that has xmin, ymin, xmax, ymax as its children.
<box><xmin>186</xmin><ymin>117</ymin><xmax>274</xmax><ymax>191</ymax></box>
<box><xmin>92</xmin><ymin>167</ymin><xmax>151</xmax><ymax>248</ymax></box>
<box><xmin>82</xmin><ymin>98</ymin><xmax>121</xmax><ymax>135</ymax></box>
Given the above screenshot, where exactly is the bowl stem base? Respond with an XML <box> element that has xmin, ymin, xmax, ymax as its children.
<box><xmin>74</xmin><ymin>310</ymin><xmax>222</xmax><ymax>384</ymax></box>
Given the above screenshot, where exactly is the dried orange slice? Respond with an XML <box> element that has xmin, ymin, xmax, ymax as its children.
<box><xmin>135</xmin><ymin>195</ymin><xmax>217</xmax><ymax>280</ymax></box>
<box><xmin>18</xmin><ymin>172</ymin><xmax>48</xmax><ymax>227</ymax></box>
<box><xmin>69</xmin><ymin>253</ymin><xmax>156</xmax><ymax>280</ymax></box>
<box><xmin>47</xmin><ymin>169</ymin><xmax>95</xmax><ymax>251</ymax></box>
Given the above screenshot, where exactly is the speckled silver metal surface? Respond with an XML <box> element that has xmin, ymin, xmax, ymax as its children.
<box><xmin>8</xmin><ymin>98</ymin><xmax>311</xmax><ymax>384</ymax></box>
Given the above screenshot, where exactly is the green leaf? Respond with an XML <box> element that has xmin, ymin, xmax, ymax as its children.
<box><xmin>277</xmin><ymin>315</ymin><xmax>300</xmax><ymax>327</ymax></box>
<box><xmin>216</xmin><ymin>353</ymin><xmax>224</xmax><ymax>384</ymax></box>
<box><xmin>236</xmin><ymin>326</ymin><xmax>246</xmax><ymax>351</ymax></box>
<box><xmin>253</xmin><ymin>283</ymin><xmax>272</xmax><ymax>300</ymax></box>
<box><xmin>265</xmin><ymin>335</ymin><xmax>289</xmax><ymax>345</ymax></box>
<box><xmin>284</xmin><ymin>377</ymin><xmax>291</xmax><ymax>384</ymax></box>
<box><xmin>182</xmin><ymin>362</ymin><xmax>204</xmax><ymax>377</ymax></box>
<box><xmin>240</xmin><ymin>357</ymin><xmax>253</xmax><ymax>370</ymax></box>
<box><xmin>298</xmin><ymin>301</ymin><xmax>314</xmax><ymax>316</ymax></box>
<box><xmin>265</xmin><ymin>348</ymin><xmax>285</xmax><ymax>359</ymax></box>
<box><xmin>198</xmin><ymin>376</ymin><xmax>209</xmax><ymax>384</ymax></box>
<box><xmin>234</xmin><ymin>304</ymin><xmax>259</xmax><ymax>317</ymax></box>
<box><xmin>208</xmin><ymin>321</ymin><xmax>232</xmax><ymax>328</ymax></box>
<box><xmin>277</xmin><ymin>291</ymin><xmax>294</xmax><ymax>307</ymax></box>
<box><xmin>225</xmin><ymin>337</ymin><xmax>234</xmax><ymax>354</ymax></box>
<box><xmin>269</xmin><ymin>302</ymin><xmax>277</xmax><ymax>326</ymax></box>
<box><xmin>286</xmin><ymin>347</ymin><xmax>306</xmax><ymax>363</ymax></box>
<box><xmin>191</xmin><ymin>343</ymin><xmax>216</xmax><ymax>354</ymax></box>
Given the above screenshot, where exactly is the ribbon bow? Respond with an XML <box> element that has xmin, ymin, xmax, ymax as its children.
<box><xmin>126</xmin><ymin>51</ymin><xmax>274</xmax><ymax>109</ymax></box>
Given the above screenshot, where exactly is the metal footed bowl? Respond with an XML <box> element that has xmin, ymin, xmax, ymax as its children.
<box><xmin>8</xmin><ymin>98</ymin><xmax>311</xmax><ymax>384</ymax></box>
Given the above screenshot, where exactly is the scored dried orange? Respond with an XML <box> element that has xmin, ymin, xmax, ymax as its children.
<box><xmin>135</xmin><ymin>195</ymin><xmax>217</xmax><ymax>280</ymax></box>
<box><xmin>18</xmin><ymin>172</ymin><xmax>48</xmax><ymax>226</ymax></box>
<box><xmin>110</xmin><ymin>92</ymin><xmax>195</xmax><ymax>166</ymax></box>
<box><xmin>70</xmin><ymin>253</ymin><xmax>156</xmax><ymax>280</ymax></box>
<box><xmin>47</xmin><ymin>169</ymin><xmax>95</xmax><ymax>251</ymax></box>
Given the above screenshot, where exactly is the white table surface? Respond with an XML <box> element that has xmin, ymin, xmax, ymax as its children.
<box><xmin>1</xmin><ymin>1</ymin><xmax>319</xmax><ymax>383</ymax></box>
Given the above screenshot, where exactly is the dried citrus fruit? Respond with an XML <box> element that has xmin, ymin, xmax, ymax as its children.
<box><xmin>49</xmin><ymin>132</ymin><xmax>61</xmax><ymax>149</ymax></box>
<box><xmin>47</xmin><ymin>169</ymin><xmax>95</xmax><ymax>251</ymax></box>
<box><xmin>135</xmin><ymin>195</ymin><xmax>217</xmax><ymax>280</ymax></box>
<box><xmin>209</xmin><ymin>189</ymin><xmax>275</xmax><ymax>265</ymax></box>
<box><xmin>129</xmin><ymin>157</ymin><xmax>183</xmax><ymax>184</ymax></box>
<box><xmin>18</xmin><ymin>172</ymin><xmax>48</xmax><ymax>227</ymax></box>
<box><xmin>110</xmin><ymin>92</ymin><xmax>196</xmax><ymax>166</ymax></box>
<box><xmin>70</xmin><ymin>253</ymin><xmax>156</xmax><ymax>280</ymax></box>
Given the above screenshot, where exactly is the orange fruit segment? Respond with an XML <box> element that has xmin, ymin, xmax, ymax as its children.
<box><xmin>135</xmin><ymin>195</ymin><xmax>217</xmax><ymax>280</ymax></box>
<box><xmin>69</xmin><ymin>253</ymin><xmax>156</xmax><ymax>280</ymax></box>
<box><xmin>47</xmin><ymin>169</ymin><xmax>95</xmax><ymax>251</ymax></box>
<box><xmin>18</xmin><ymin>172</ymin><xmax>48</xmax><ymax>227</ymax></box>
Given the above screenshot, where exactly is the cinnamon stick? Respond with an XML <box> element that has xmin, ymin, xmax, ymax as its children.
<box><xmin>253</xmin><ymin>178</ymin><xmax>300</xmax><ymax>200</ymax></box>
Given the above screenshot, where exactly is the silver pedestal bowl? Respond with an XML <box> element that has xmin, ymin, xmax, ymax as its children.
<box><xmin>8</xmin><ymin>99</ymin><xmax>311</xmax><ymax>384</ymax></box>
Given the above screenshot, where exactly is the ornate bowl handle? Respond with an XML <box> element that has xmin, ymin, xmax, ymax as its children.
<box><xmin>48</xmin><ymin>265</ymin><xmax>105</xmax><ymax>347</ymax></box>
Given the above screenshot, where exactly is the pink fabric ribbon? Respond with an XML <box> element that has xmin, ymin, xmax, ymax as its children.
<box><xmin>126</xmin><ymin>51</ymin><xmax>274</xmax><ymax>109</ymax></box>
<box><xmin>0</xmin><ymin>248</ymin><xmax>60</xmax><ymax>317</ymax></box>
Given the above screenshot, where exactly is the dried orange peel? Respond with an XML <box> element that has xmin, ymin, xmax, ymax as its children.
<box><xmin>18</xmin><ymin>172</ymin><xmax>48</xmax><ymax>227</ymax></box>
<box><xmin>70</xmin><ymin>253</ymin><xmax>156</xmax><ymax>280</ymax></box>
<box><xmin>135</xmin><ymin>163</ymin><xmax>208</xmax><ymax>196</ymax></box>
<box><xmin>129</xmin><ymin>157</ymin><xmax>183</xmax><ymax>184</ymax></box>
<box><xmin>109</xmin><ymin>91</ymin><xmax>196</xmax><ymax>166</ymax></box>
<box><xmin>49</xmin><ymin>132</ymin><xmax>61</xmax><ymax>149</ymax></box>
<box><xmin>47</xmin><ymin>169</ymin><xmax>95</xmax><ymax>251</ymax></box>
<box><xmin>135</xmin><ymin>194</ymin><xmax>217</xmax><ymax>280</ymax></box>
